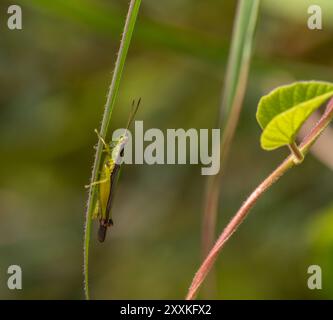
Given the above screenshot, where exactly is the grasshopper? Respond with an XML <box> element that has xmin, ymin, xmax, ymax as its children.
<box><xmin>86</xmin><ymin>99</ymin><xmax>141</xmax><ymax>242</ymax></box>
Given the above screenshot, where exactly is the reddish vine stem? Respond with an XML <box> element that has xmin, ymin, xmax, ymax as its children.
<box><xmin>186</xmin><ymin>98</ymin><xmax>333</xmax><ymax>300</ymax></box>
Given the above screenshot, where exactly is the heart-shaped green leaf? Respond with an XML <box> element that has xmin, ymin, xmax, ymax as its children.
<box><xmin>256</xmin><ymin>81</ymin><xmax>333</xmax><ymax>150</ymax></box>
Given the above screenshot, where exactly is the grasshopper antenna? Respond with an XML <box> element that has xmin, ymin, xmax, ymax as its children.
<box><xmin>125</xmin><ymin>98</ymin><xmax>141</xmax><ymax>132</ymax></box>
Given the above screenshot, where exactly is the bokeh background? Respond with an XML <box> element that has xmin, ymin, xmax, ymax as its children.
<box><xmin>1</xmin><ymin>0</ymin><xmax>333</xmax><ymax>299</ymax></box>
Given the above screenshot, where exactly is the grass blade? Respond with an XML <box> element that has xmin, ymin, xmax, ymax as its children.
<box><xmin>201</xmin><ymin>0</ymin><xmax>260</xmax><ymax>295</ymax></box>
<box><xmin>83</xmin><ymin>0</ymin><xmax>142</xmax><ymax>300</ymax></box>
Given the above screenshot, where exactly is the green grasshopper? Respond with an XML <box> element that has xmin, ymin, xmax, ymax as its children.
<box><xmin>86</xmin><ymin>99</ymin><xmax>140</xmax><ymax>242</ymax></box>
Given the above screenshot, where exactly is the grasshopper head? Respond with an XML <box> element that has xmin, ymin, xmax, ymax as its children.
<box><xmin>109</xmin><ymin>132</ymin><xmax>129</xmax><ymax>164</ymax></box>
<box><xmin>119</xmin><ymin>132</ymin><xmax>129</xmax><ymax>144</ymax></box>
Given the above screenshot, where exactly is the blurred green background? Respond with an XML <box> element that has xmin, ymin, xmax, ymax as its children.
<box><xmin>1</xmin><ymin>0</ymin><xmax>333</xmax><ymax>299</ymax></box>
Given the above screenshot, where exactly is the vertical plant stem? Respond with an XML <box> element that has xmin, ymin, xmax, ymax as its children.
<box><xmin>192</xmin><ymin>158</ymin><xmax>294</xmax><ymax>300</ymax></box>
<box><xmin>83</xmin><ymin>0</ymin><xmax>142</xmax><ymax>300</ymax></box>
<box><xmin>201</xmin><ymin>0</ymin><xmax>260</xmax><ymax>295</ymax></box>
<box><xmin>187</xmin><ymin>98</ymin><xmax>333</xmax><ymax>300</ymax></box>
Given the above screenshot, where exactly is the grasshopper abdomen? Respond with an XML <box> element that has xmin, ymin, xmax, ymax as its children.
<box><xmin>98</xmin><ymin>218</ymin><xmax>114</xmax><ymax>242</ymax></box>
